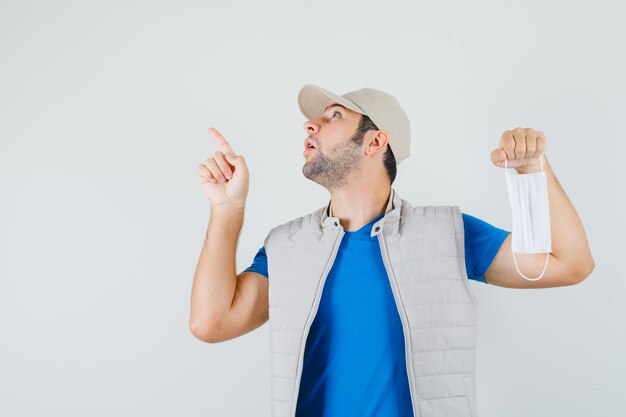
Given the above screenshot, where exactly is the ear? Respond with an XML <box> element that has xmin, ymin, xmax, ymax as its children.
<box><xmin>364</xmin><ymin>130</ymin><xmax>390</xmax><ymax>157</ymax></box>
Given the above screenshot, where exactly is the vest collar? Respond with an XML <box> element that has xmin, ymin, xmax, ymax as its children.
<box><xmin>320</xmin><ymin>187</ymin><xmax>402</xmax><ymax>235</ymax></box>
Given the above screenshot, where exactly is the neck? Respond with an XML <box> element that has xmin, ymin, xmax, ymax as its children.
<box><xmin>328</xmin><ymin>181</ymin><xmax>391</xmax><ymax>232</ymax></box>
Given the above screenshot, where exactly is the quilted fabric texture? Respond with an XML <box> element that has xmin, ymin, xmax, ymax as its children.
<box><xmin>264</xmin><ymin>188</ymin><xmax>479</xmax><ymax>417</ymax></box>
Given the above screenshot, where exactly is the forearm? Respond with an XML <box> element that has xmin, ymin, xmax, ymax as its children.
<box><xmin>189</xmin><ymin>205</ymin><xmax>244</xmax><ymax>336</ymax></box>
<box><xmin>518</xmin><ymin>155</ymin><xmax>594</xmax><ymax>273</ymax></box>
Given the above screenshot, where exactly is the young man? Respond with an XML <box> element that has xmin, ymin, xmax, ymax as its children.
<box><xmin>190</xmin><ymin>83</ymin><xmax>595</xmax><ymax>417</ymax></box>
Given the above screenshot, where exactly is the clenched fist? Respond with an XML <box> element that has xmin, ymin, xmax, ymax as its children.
<box><xmin>197</xmin><ymin>127</ymin><xmax>249</xmax><ymax>208</ymax></box>
<box><xmin>490</xmin><ymin>127</ymin><xmax>547</xmax><ymax>174</ymax></box>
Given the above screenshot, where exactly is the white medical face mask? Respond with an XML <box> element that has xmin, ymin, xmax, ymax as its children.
<box><xmin>504</xmin><ymin>155</ymin><xmax>551</xmax><ymax>281</ymax></box>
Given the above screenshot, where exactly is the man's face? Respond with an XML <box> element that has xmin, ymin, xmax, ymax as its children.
<box><xmin>302</xmin><ymin>103</ymin><xmax>364</xmax><ymax>189</ymax></box>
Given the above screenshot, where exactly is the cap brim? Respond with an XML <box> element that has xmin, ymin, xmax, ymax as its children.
<box><xmin>297</xmin><ymin>83</ymin><xmax>365</xmax><ymax>120</ymax></box>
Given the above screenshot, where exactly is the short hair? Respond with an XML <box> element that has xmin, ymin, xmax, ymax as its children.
<box><xmin>350</xmin><ymin>114</ymin><xmax>397</xmax><ymax>184</ymax></box>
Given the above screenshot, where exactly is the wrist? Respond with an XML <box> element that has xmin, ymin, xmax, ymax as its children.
<box><xmin>211</xmin><ymin>202</ymin><xmax>246</xmax><ymax>212</ymax></box>
<box><xmin>515</xmin><ymin>165</ymin><xmax>542</xmax><ymax>174</ymax></box>
<box><xmin>515</xmin><ymin>154</ymin><xmax>547</xmax><ymax>174</ymax></box>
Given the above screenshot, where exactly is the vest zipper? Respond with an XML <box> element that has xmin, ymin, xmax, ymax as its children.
<box><xmin>377</xmin><ymin>231</ymin><xmax>419</xmax><ymax>417</ymax></box>
<box><xmin>290</xmin><ymin>229</ymin><xmax>345</xmax><ymax>417</ymax></box>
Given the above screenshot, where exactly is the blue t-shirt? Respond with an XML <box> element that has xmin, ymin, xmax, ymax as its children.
<box><xmin>244</xmin><ymin>213</ymin><xmax>509</xmax><ymax>417</ymax></box>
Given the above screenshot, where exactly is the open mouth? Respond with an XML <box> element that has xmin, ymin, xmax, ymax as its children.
<box><xmin>304</xmin><ymin>139</ymin><xmax>317</xmax><ymax>155</ymax></box>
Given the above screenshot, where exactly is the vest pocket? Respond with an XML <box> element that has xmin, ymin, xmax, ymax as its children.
<box><xmin>463</xmin><ymin>374</ymin><xmax>478</xmax><ymax>417</ymax></box>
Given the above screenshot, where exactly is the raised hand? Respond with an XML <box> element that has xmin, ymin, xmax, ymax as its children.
<box><xmin>490</xmin><ymin>127</ymin><xmax>547</xmax><ymax>174</ymax></box>
<box><xmin>197</xmin><ymin>127</ymin><xmax>249</xmax><ymax>208</ymax></box>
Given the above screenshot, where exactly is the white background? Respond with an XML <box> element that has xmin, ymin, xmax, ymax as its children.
<box><xmin>1</xmin><ymin>1</ymin><xmax>624</xmax><ymax>416</ymax></box>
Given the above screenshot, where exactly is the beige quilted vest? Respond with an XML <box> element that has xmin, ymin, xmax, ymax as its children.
<box><xmin>263</xmin><ymin>188</ymin><xmax>479</xmax><ymax>417</ymax></box>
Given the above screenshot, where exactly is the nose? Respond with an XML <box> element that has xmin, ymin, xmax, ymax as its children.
<box><xmin>303</xmin><ymin>119</ymin><xmax>320</xmax><ymax>135</ymax></box>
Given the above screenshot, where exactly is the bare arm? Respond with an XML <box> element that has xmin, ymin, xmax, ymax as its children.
<box><xmin>189</xmin><ymin>127</ymin><xmax>251</xmax><ymax>341</ymax></box>
<box><xmin>485</xmin><ymin>129</ymin><xmax>595</xmax><ymax>288</ymax></box>
<box><xmin>189</xmin><ymin>205</ymin><xmax>244</xmax><ymax>341</ymax></box>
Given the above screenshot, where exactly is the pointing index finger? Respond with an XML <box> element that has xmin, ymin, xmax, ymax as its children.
<box><xmin>208</xmin><ymin>127</ymin><xmax>237</xmax><ymax>157</ymax></box>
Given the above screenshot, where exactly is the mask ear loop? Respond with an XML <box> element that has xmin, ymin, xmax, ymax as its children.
<box><xmin>504</xmin><ymin>154</ymin><xmax>550</xmax><ymax>281</ymax></box>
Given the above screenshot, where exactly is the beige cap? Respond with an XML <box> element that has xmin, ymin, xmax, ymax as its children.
<box><xmin>297</xmin><ymin>83</ymin><xmax>411</xmax><ymax>165</ymax></box>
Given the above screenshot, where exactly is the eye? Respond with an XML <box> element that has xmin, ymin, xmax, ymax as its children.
<box><xmin>331</xmin><ymin>110</ymin><xmax>341</xmax><ymax>118</ymax></box>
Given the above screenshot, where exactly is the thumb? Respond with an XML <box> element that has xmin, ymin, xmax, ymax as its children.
<box><xmin>224</xmin><ymin>153</ymin><xmax>237</xmax><ymax>165</ymax></box>
<box><xmin>490</xmin><ymin>148</ymin><xmax>507</xmax><ymax>168</ymax></box>
<box><xmin>224</xmin><ymin>153</ymin><xmax>239</xmax><ymax>166</ymax></box>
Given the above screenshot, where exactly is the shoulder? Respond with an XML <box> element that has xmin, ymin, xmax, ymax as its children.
<box><xmin>461</xmin><ymin>212</ymin><xmax>508</xmax><ymax>234</ymax></box>
<box><xmin>399</xmin><ymin>199</ymin><xmax>463</xmax><ymax>223</ymax></box>
<box><xmin>263</xmin><ymin>205</ymin><xmax>326</xmax><ymax>245</ymax></box>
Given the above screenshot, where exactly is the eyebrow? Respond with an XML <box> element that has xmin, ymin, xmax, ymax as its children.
<box><xmin>323</xmin><ymin>103</ymin><xmax>348</xmax><ymax>112</ymax></box>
